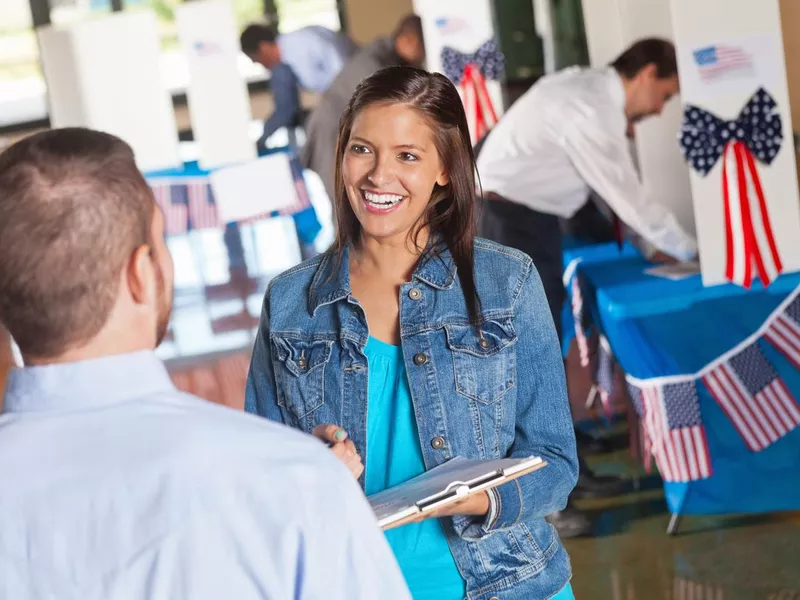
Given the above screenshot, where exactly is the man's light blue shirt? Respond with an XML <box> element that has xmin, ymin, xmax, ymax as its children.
<box><xmin>0</xmin><ymin>350</ymin><xmax>410</xmax><ymax>600</ymax></box>
<box><xmin>277</xmin><ymin>26</ymin><xmax>354</xmax><ymax>93</ymax></box>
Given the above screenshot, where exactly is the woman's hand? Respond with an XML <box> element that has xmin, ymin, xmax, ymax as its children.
<box><xmin>399</xmin><ymin>491</ymin><xmax>490</xmax><ymax>528</ymax></box>
<box><xmin>429</xmin><ymin>491</ymin><xmax>490</xmax><ymax>518</ymax></box>
<box><xmin>312</xmin><ymin>424</ymin><xmax>364</xmax><ymax>480</ymax></box>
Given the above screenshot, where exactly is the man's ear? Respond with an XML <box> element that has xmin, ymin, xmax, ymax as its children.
<box><xmin>127</xmin><ymin>244</ymin><xmax>155</xmax><ymax>306</ymax></box>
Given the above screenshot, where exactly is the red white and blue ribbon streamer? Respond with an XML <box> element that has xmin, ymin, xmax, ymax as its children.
<box><xmin>441</xmin><ymin>39</ymin><xmax>504</xmax><ymax>145</ymax></box>
<box><xmin>679</xmin><ymin>87</ymin><xmax>784</xmax><ymax>289</ymax></box>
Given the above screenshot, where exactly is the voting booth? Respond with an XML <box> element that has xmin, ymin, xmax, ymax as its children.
<box><xmin>671</xmin><ymin>0</ymin><xmax>800</xmax><ymax>288</ymax></box>
<box><xmin>37</xmin><ymin>11</ymin><xmax>181</xmax><ymax>173</ymax></box>
<box><xmin>412</xmin><ymin>0</ymin><xmax>505</xmax><ymax>145</ymax></box>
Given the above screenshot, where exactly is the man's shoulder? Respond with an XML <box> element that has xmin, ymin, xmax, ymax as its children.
<box><xmin>144</xmin><ymin>390</ymin><xmax>328</xmax><ymax>463</ymax></box>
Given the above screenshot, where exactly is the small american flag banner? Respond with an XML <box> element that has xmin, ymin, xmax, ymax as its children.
<box><xmin>764</xmin><ymin>294</ymin><xmax>800</xmax><ymax>370</ymax></box>
<box><xmin>151</xmin><ymin>184</ymin><xmax>188</xmax><ymax>235</ymax></box>
<box><xmin>187</xmin><ymin>182</ymin><xmax>220</xmax><ymax>229</ymax></box>
<box><xmin>703</xmin><ymin>343</ymin><xmax>800</xmax><ymax>452</ymax></box>
<box><xmin>627</xmin><ymin>381</ymin><xmax>652</xmax><ymax>473</ymax></box>
<box><xmin>593</xmin><ymin>336</ymin><xmax>615</xmax><ymax>417</ymax></box>
<box><xmin>570</xmin><ymin>275</ymin><xmax>590</xmax><ymax>368</ymax></box>
<box><xmin>640</xmin><ymin>381</ymin><xmax>712</xmax><ymax>482</ymax></box>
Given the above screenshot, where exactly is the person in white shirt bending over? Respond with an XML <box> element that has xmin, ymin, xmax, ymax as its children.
<box><xmin>0</xmin><ymin>128</ymin><xmax>410</xmax><ymax>600</ymax></box>
<box><xmin>476</xmin><ymin>38</ymin><xmax>697</xmax><ymax>537</ymax></box>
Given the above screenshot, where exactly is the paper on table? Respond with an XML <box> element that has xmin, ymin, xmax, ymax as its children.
<box><xmin>209</xmin><ymin>153</ymin><xmax>297</xmax><ymax>224</ymax></box>
<box><xmin>644</xmin><ymin>261</ymin><xmax>701</xmax><ymax>281</ymax></box>
<box><xmin>368</xmin><ymin>456</ymin><xmax>545</xmax><ymax>530</ymax></box>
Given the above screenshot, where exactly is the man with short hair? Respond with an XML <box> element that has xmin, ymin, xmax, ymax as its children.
<box><xmin>0</xmin><ymin>128</ymin><xmax>411</xmax><ymax>600</ymax></box>
<box><xmin>240</xmin><ymin>24</ymin><xmax>357</xmax><ymax>148</ymax></box>
<box><xmin>302</xmin><ymin>14</ymin><xmax>426</xmax><ymax>201</ymax></box>
<box><xmin>476</xmin><ymin>38</ymin><xmax>698</xmax><ymax>538</ymax></box>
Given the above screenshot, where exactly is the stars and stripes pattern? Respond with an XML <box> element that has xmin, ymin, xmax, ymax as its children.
<box><xmin>151</xmin><ymin>184</ymin><xmax>188</xmax><ymax>235</ymax></box>
<box><xmin>642</xmin><ymin>381</ymin><xmax>712</xmax><ymax>482</ymax></box>
<box><xmin>703</xmin><ymin>343</ymin><xmax>800</xmax><ymax>451</ymax></box>
<box><xmin>570</xmin><ymin>275</ymin><xmax>590</xmax><ymax>368</ymax></box>
<box><xmin>764</xmin><ymin>295</ymin><xmax>800</xmax><ymax>369</ymax></box>
<box><xmin>148</xmin><ymin>155</ymin><xmax>311</xmax><ymax>236</ymax></box>
<box><xmin>627</xmin><ymin>382</ymin><xmax>652</xmax><ymax>473</ymax></box>
<box><xmin>186</xmin><ymin>182</ymin><xmax>219</xmax><ymax>229</ymax></box>
<box><xmin>679</xmin><ymin>88</ymin><xmax>784</xmax><ymax>288</ymax></box>
<box><xmin>441</xmin><ymin>39</ymin><xmax>504</xmax><ymax>145</ymax></box>
<box><xmin>594</xmin><ymin>336</ymin><xmax>616</xmax><ymax>417</ymax></box>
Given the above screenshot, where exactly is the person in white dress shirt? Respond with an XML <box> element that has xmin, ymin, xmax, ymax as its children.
<box><xmin>0</xmin><ymin>128</ymin><xmax>410</xmax><ymax>600</ymax></box>
<box><xmin>476</xmin><ymin>38</ymin><xmax>697</xmax><ymax>538</ymax></box>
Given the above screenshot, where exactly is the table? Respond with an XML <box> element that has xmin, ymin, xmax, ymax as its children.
<box><xmin>143</xmin><ymin>148</ymin><xmax>322</xmax><ymax>246</ymax></box>
<box><xmin>564</xmin><ymin>240</ymin><xmax>800</xmax><ymax>533</ymax></box>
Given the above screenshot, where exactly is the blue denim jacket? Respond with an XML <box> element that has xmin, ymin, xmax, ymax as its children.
<box><xmin>245</xmin><ymin>238</ymin><xmax>578</xmax><ymax>600</ymax></box>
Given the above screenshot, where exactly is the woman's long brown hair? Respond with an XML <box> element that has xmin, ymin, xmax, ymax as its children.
<box><xmin>332</xmin><ymin>66</ymin><xmax>481</xmax><ymax>325</ymax></box>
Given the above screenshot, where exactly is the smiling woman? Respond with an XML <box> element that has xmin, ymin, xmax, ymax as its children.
<box><xmin>245</xmin><ymin>66</ymin><xmax>578</xmax><ymax>600</ymax></box>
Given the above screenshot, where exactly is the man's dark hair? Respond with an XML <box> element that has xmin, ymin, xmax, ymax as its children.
<box><xmin>0</xmin><ymin>128</ymin><xmax>154</xmax><ymax>358</ymax></box>
<box><xmin>240</xmin><ymin>23</ymin><xmax>277</xmax><ymax>55</ymax></box>
<box><xmin>611</xmin><ymin>38</ymin><xmax>677</xmax><ymax>79</ymax></box>
<box><xmin>392</xmin><ymin>14</ymin><xmax>422</xmax><ymax>41</ymax></box>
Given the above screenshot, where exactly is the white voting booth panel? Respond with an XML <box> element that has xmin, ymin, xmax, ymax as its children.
<box><xmin>37</xmin><ymin>11</ymin><xmax>181</xmax><ymax>173</ymax></box>
<box><xmin>671</xmin><ymin>0</ymin><xmax>800</xmax><ymax>286</ymax></box>
<box><xmin>412</xmin><ymin>0</ymin><xmax>504</xmax><ymax>141</ymax></box>
<box><xmin>176</xmin><ymin>0</ymin><xmax>256</xmax><ymax>170</ymax></box>
<box><xmin>580</xmin><ymin>0</ymin><xmax>696</xmax><ymax>237</ymax></box>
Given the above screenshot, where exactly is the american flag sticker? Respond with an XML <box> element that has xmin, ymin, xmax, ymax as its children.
<box><xmin>434</xmin><ymin>16</ymin><xmax>470</xmax><ymax>36</ymax></box>
<box><xmin>692</xmin><ymin>44</ymin><xmax>753</xmax><ymax>82</ymax></box>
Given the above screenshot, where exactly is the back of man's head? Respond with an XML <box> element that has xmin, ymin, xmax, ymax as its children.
<box><xmin>240</xmin><ymin>23</ymin><xmax>277</xmax><ymax>56</ymax></box>
<box><xmin>0</xmin><ymin>128</ymin><xmax>162</xmax><ymax>361</ymax></box>
<box><xmin>611</xmin><ymin>37</ymin><xmax>677</xmax><ymax>80</ymax></box>
<box><xmin>392</xmin><ymin>14</ymin><xmax>425</xmax><ymax>68</ymax></box>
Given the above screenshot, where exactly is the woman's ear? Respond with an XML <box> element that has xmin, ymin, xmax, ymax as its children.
<box><xmin>436</xmin><ymin>170</ymin><xmax>450</xmax><ymax>187</ymax></box>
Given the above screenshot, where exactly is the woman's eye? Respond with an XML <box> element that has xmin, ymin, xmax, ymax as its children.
<box><xmin>398</xmin><ymin>152</ymin><xmax>418</xmax><ymax>162</ymax></box>
<box><xmin>349</xmin><ymin>144</ymin><xmax>370</xmax><ymax>154</ymax></box>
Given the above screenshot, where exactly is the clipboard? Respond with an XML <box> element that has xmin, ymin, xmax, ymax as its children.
<box><xmin>367</xmin><ymin>456</ymin><xmax>547</xmax><ymax>530</ymax></box>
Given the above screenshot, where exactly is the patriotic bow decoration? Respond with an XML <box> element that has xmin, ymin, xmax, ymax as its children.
<box><xmin>441</xmin><ymin>39</ymin><xmax>504</xmax><ymax>145</ymax></box>
<box><xmin>679</xmin><ymin>87</ymin><xmax>784</xmax><ymax>289</ymax></box>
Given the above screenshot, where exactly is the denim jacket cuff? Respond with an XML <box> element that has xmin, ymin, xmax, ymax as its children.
<box><xmin>483</xmin><ymin>479</ymin><xmax>523</xmax><ymax>531</ymax></box>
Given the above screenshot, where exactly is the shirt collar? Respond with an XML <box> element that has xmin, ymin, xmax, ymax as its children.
<box><xmin>308</xmin><ymin>243</ymin><xmax>457</xmax><ymax>315</ymax></box>
<box><xmin>2</xmin><ymin>350</ymin><xmax>175</xmax><ymax>414</ymax></box>
<box><xmin>606</xmin><ymin>67</ymin><xmax>626</xmax><ymax>112</ymax></box>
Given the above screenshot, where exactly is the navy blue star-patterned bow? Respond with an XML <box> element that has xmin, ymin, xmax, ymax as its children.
<box><xmin>679</xmin><ymin>87</ymin><xmax>783</xmax><ymax>176</ymax></box>
<box><xmin>441</xmin><ymin>39</ymin><xmax>504</xmax><ymax>85</ymax></box>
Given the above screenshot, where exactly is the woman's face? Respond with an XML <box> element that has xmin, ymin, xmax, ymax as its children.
<box><xmin>341</xmin><ymin>102</ymin><xmax>449</xmax><ymax>244</ymax></box>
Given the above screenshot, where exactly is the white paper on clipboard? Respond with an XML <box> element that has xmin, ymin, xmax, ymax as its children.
<box><xmin>368</xmin><ymin>456</ymin><xmax>546</xmax><ymax>530</ymax></box>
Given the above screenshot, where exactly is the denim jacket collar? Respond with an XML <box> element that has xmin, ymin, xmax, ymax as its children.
<box><xmin>308</xmin><ymin>242</ymin><xmax>457</xmax><ymax>315</ymax></box>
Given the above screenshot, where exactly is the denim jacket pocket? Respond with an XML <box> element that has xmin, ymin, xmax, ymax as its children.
<box><xmin>445</xmin><ymin>318</ymin><xmax>517</xmax><ymax>405</ymax></box>
<box><xmin>272</xmin><ymin>336</ymin><xmax>332</xmax><ymax>420</ymax></box>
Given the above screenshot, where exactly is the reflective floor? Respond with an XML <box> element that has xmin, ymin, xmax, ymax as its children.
<box><xmin>566</xmin><ymin>443</ymin><xmax>800</xmax><ymax>600</ymax></box>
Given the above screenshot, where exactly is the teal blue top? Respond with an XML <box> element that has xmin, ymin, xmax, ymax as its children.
<box><xmin>363</xmin><ymin>336</ymin><xmax>576</xmax><ymax>600</ymax></box>
<box><xmin>364</xmin><ymin>336</ymin><xmax>465</xmax><ymax>600</ymax></box>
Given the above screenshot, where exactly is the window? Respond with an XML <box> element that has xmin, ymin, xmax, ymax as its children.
<box><xmin>275</xmin><ymin>0</ymin><xmax>339</xmax><ymax>32</ymax></box>
<box><xmin>0</xmin><ymin>0</ymin><xmax>46</xmax><ymax>128</ymax></box>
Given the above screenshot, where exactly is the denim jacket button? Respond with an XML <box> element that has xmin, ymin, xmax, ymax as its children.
<box><xmin>413</xmin><ymin>352</ymin><xmax>428</xmax><ymax>366</ymax></box>
<box><xmin>431</xmin><ymin>436</ymin><xmax>445</xmax><ymax>450</ymax></box>
<box><xmin>408</xmin><ymin>287</ymin><xmax>423</xmax><ymax>300</ymax></box>
<box><xmin>479</xmin><ymin>338</ymin><xmax>490</xmax><ymax>349</ymax></box>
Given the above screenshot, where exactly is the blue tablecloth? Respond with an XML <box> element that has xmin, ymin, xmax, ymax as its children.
<box><xmin>144</xmin><ymin>148</ymin><xmax>321</xmax><ymax>245</ymax></box>
<box><xmin>565</xmin><ymin>240</ymin><xmax>800</xmax><ymax>516</ymax></box>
